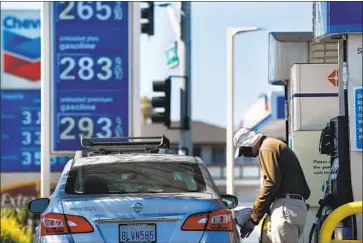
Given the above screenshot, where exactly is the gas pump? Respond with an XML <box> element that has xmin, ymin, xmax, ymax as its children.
<box><xmin>266</xmin><ymin>5</ymin><xmax>362</xmax><ymax>238</ymax></box>
<box><xmin>308</xmin><ymin>2</ymin><xmax>363</xmax><ymax>241</ymax></box>
<box><xmin>309</xmin><ymin>116</ymin><xmax>357</xmax><ymax>243</ymax></box>
<box><xmin>267</xmin><ymin>31</ymin><xmax>342</xmax><ymax>243</ymax></box>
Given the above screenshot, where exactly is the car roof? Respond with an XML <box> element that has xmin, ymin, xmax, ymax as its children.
<box><xmin>72</xmin><ymin>153</ymin><xmax>202</xmax><ymax>168</ymax></box>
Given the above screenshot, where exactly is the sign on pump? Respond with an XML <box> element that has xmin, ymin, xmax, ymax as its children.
<box><xmin>353</xmin><ymin>87</ymin><xmax>363</xmax><ymax>151</ymax></box>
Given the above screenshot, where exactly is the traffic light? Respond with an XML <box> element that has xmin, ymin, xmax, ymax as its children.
<box><xmin>141</xmin><ymin>1</ymin><xmax>154</xmax><ymax>36</ymax></box>
<box><xmin>151</xmin><ymin>78</ymin><xmax>171</xmax><ymax>127</ymax></box>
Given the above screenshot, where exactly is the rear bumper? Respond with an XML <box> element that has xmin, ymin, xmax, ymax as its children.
<box><xmin>39</xmin><ymin>235</ymin><xmax>74</xmax><ymax>243</ymax></box>
<box><xmin>199</xmin><ymin>231</ymin><xmax>240</xmax><ymax>243</ymax></box>
<box><xmin>39</xmin><ymin>232</ymin><xmax>240</xmax><ymax>243</ymax></box>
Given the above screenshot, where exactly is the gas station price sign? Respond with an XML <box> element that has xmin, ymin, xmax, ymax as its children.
<box><xmin>51</xmin><ymin>2</ymin><xmax>130</xmax><ymax>152</ymax></box>
<box><xmin>1</xmin><ymin>91</ymin><xmax>69</xmax><ymax>171</ymax></box>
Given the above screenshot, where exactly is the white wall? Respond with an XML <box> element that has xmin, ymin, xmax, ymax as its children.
<box><xmin>347</xmin><ymin>33</ymin><xmax>363</xmax><ymax>240</ymax></box>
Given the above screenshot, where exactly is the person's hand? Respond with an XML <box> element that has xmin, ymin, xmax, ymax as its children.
<box><xmin>239</xmin><ymin>218</ymin><xmax>256</xmax><ymax>239</ymax></box>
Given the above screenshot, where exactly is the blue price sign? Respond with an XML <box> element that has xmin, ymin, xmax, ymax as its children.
<box><xmin>314</xmin><ymin>2</ymin><xmax>363</xmax><ymax>39</ymax></box>
<box><xmin>354</xmin><ymin>87</ymin><xmax>362</xmax><ymax>151</ymax></box>
<box><xmin>51</xmin><ymin>2</ymin><xmax>130</xmax><ymax>151</ymax></box>
<box><xmin>1</xmin><ymin>90</ymin><xmax>69</xmax><ymax>172</ymax></box>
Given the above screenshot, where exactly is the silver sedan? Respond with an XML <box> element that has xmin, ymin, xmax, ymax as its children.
<box><xmin>28</xmin><ymin>153</ymin><xmax>241</xmax><ymax>243</ymax></box>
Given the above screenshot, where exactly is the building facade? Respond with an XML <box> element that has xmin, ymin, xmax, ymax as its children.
<box><xmin>141</xmin><ymin>120</ymin><xmax>261</xmax><ymax>204</ymax></box>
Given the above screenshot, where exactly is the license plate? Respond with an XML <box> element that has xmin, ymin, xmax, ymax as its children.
<box><xmin>119</xmin><ymin>223</ymin><xmax>157</xmax><ymax>243</ymax></box>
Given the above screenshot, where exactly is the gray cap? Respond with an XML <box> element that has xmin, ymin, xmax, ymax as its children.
<box><xmin>233</xmin><ymin>127</ymin><xmax>264</xmax><ymax>158</ymax></box>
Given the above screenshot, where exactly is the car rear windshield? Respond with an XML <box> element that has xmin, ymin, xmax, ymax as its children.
<box><xmin>65</xmin><ymin>162</ymin><xmax>207</xmax><ymax>194</ymax></box>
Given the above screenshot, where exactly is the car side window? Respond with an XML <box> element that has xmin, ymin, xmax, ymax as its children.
<box><xmin>53</xmin><ymin>159</ymin><xmax>73</xmax><ymax>195</ymax></box>
<box><xmin>200</xmin><ymin>165</ymin><xmax>220</xmax><ymax>194</ymax></box>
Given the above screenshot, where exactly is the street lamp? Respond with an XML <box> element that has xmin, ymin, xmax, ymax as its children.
<box><xmin>226</xmin><ymin>27</ymin><xmax>264</xmax><ymax>195</ymax></box>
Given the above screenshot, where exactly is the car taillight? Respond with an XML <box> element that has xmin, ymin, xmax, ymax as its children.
<box><xmin>181</xmin><ymin>209</ymin><xmax>233</xmax><ymax>232</ymax></box>
<box><xmin>40</xmin><ymin>213</ymin><xmax>94</xmax><ymax>236</ymax></box>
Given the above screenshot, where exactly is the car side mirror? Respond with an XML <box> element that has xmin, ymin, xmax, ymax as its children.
<box><xmin>221</xmin><ymin>194</ymin><xmax>238</xmax><ymax>209</ymax></box>
<box><xmin>27</xmin><ymin>198</ymin><xmax>50</xmax><ymax>214</ymax></box>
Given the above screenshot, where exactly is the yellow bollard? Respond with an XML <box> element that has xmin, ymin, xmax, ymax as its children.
<box><xmin>319</xmin><ymin>201</ymin><xmax>363</xmax><ymax>243</ymax></box>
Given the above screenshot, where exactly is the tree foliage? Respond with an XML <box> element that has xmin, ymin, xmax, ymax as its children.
<box><xmin>1</xmin><ymin>208</ymin><xmax>33</xmax><ymax>243</ymax></box>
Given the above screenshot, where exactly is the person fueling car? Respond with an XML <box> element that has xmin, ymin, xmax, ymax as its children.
<box><xmin>233</xmin><ymin>127</ymin><xmax>311</xmax><ymax>243</ymax></box>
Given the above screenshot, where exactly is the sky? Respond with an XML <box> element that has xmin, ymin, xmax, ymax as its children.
<box><xmin>2</xmin><ymin>1</ymin><xmax>313</xmax><ymax>128</ymax></box>
<box><xmin>140</xmin><ymin>1</ymin><xmax>313</xmax><ymax>128</ymax></box>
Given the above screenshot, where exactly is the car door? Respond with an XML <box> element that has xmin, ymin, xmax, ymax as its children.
<box><xmin>199</xmin><ymin>163</ymin><xmax>241</xmax><ymax>242</ymax></box>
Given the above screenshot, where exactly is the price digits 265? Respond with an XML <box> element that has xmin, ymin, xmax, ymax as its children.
<box><xmin>60</xmin><ymin>116</ymin><xmax>113</xmax><ymax>140</ymax></box>
<box><xmin>59</xmin><ymin>2</ymin><xmax>123</xmax><ymax>21</ymax></box>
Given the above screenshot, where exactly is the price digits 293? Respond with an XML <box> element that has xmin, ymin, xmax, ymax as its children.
<box><xmin>60</xmin><ymin>116</ymin><xmax>116</xmax><ymax>140</ymax></box>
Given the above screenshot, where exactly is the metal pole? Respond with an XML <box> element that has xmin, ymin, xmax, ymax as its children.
<box><xmin>179</xmin><ymin>2</ymin><xmax>193</xmax><ymax>155</ymax></box>
<box><xmin>166</xmin><ymin>5</ymin><xmax>181</xmax><ymax>39</ymax></box>
<box><xmin>226</xmin><ymin>29</ymin><xmax>235</xmax><ymax>195</ymax></box>
<box><xmin>41</xmin><ymin>2</ymin><xmax>51</xmax><ymax>197</ymax></box>
<box><xmin>225</xmin><ymin>26</ymin><xmax>262</xmax><ymax>195</ymax></box>
<box><xmin>338</xmin><ymin>39</ymin><xmax>345</xmax><ymax>116</ymax></box>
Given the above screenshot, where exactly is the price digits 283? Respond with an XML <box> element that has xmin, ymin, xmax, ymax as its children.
<box><xmin>60</xmin><ymin>116</ymin><xmax>113</xmax><ymax>140</ymax></box>
<box><xmin>59</xmin><ymin>56</ymin><xmax>120</xmax><ymax>81</ymax></box>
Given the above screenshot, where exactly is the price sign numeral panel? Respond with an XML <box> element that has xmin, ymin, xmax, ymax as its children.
<box><xmin>1</xmin><ymin>91</ymin><xmax>69</xmax><ymax>172</ymax></box>
<box><xmin>52</xmin><ymin>1</ymin><xmax>129</xmax><ymax>152</ymax></box>
<box><xmin>58</xmin><ymin>2</ymin><xmax>123</xmax><ymax>22</ymax></box>
<box><xmin>21</xmin><ymin>131</ymin><xmax>41</xmax><ymax>146</ymax></box>
<box><xmin>58</xmin><ymin>55</ymin><xmax>123</xmax><ymax>82</ymax></box>
<box><xmin>56</xmin><ymin>115</ymin><xmax>124</xmax><ymax>146</ymax></box>
<box><xmin>21</xmin><ymin>152</ymin><xmax>62</xmax><ymax>166</ymax></box>
<box><xmin>22</xmin><ymin>111</ymin><xmax>41</xmax><ymax>125</ymax></box>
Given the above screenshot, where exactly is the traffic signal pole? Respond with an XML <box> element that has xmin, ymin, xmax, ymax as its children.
<box><xmin>155</xmin><ymin>2</ymin><xmax>192</xmax><ymax>154</ymax></box>
<box><xmin>179</xmin><ymin>2</ymin><xmax>193</xmax><ymax>155</ymax></box>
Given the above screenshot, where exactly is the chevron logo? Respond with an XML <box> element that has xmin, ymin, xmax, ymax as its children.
<box><xmin>327</xmin><ymin>69</ymin><xmax>339</xmax><ymax>87</ymax></box>
<box><xmin>2</xmin><ymin>22</ymin><xmax>41</xmax><ymax>82</ymax></box>
<box><xmin>3</xmin><ymin>52</ymin><xmax>40</xmax><ymax>81</ymax></box>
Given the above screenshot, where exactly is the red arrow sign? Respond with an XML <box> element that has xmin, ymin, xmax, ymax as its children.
<box><xmin>327</xmin><ymin>69</ymin><xmax>339</xmax><ymax>87</ymax></box>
